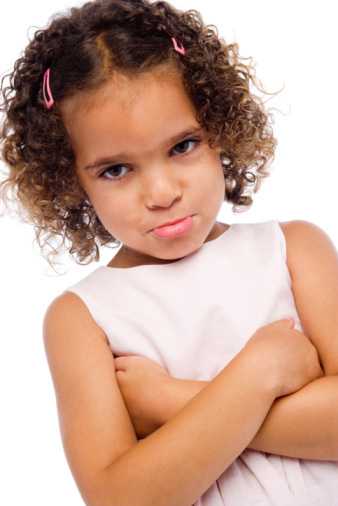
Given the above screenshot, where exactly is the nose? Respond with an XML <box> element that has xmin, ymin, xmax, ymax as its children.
<box><xmin>142</xmin><ymin>165</ymin><xmax>183</xmax><ymax>209</ymax></box>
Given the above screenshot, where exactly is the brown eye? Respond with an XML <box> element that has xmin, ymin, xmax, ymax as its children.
<box><xmin>172</xmin><ymin>138</ymin><xmax>201</xmax><ymax>156</ymax></box>
<box><xmin>97</xmin><ymin>137</ymin><xmax>201</xmax><ymax>182</ymax></box>
<box><xmin>98</xmin><ymin>164</ymin><xmax>130</xmax><ymax>181</ymax></box>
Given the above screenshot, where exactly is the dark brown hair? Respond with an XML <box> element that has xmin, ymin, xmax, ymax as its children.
<box><xmin>0</xmin><ymin>0</ymin><xmax>279</xmax><ymax>269</ymax></box>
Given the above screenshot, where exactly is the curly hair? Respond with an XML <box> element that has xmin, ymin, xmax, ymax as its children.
<box><xmin>0</xmin><ymin>0</ymin><xmax>279</xmax><ymax>270</ymax></box>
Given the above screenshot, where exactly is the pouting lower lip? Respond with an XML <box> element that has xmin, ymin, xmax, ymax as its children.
<box><xmin>151</xmin><ymin>214</ymin><xmax>194</xmax><ymax>238</ymax></box>
<box><xmin>151</xmin><ymin>215</ymin><xmax>191</xmax><ymax>231</ymax></box>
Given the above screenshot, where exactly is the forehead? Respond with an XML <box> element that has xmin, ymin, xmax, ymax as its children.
<box><xmin>60</xmin><ymin>69</ymin><xmax>198</xmax><ymax>164</ymax></box>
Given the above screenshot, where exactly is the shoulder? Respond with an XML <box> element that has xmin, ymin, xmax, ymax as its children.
<box><xmin>43</xmin><ymin>290</ymin><xmax>108</xmax><ymax>346</ymax></box>
<box><xmin>277</xmin><ymin>219</ymin><xmax>336</xmax><ymax>281</ymax></box>
<box><xmin>278</xmin><ymin>218</ymin><xmax>330</xmax><ymax>239</ymax></box>
<box><xmin>45</xmin><ymin>290</ymin><xmax>87</xmax><ymax>317</ymax></box>
<box><xmin>277</xmin><ymin>219</ymin><xmax>338</xmax><ymax>376</ymax></box>
<box><xmin>42</xmin><ymin>294</ymin><xmax>137</xmax><ymax>505</ymax></box>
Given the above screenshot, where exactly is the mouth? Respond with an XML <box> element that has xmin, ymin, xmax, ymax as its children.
<box><xmin>150</xmin><ymin>215</ymin><xmax>193</xmax><ymax>231</ymax></box>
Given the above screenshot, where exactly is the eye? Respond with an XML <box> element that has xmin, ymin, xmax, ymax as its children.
<box><xmin>98</xmin><ymin>164</ymin><xmax>130</xmax><ymax>181</ymax></box>
<box><xmin>171</xmin><ymin>138</ymin><xmax>201</xmax><ymax>156</ymax></box>
<box><xmin>98</xmin><ymin>137</ymin><xmax>201</xmax><ymax>181</ymax></box>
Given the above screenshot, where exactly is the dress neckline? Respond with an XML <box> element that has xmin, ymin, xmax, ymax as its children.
<box><xmin>98</xmin><ymin>223</ymin><xmax>236</xmax><ymax>272</ymax></box>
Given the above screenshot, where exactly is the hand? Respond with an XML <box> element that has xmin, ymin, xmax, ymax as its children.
<box><xmin>243</xmin><ymin>319</ymin><xmax>324</xmax><ymax>398</ymax></box>
<box><xmin>114</xmin><ymin>354</ymin><xmax>171</xmax><ymax>438</ymax></box>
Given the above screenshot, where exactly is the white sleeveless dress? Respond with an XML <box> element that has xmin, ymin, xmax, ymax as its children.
<box><xmin>64</xmin><ymin>220</ymin><xmax>338</xmax><ymax>506</ymax></box>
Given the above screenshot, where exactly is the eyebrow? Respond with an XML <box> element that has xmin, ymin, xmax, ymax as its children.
<box><xmin>82</xmin><ymin>126</ymin><xmax>204</xmax><ymax>171</ymax></box>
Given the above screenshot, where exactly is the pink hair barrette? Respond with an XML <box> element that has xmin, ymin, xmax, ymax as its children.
<box><xmin>171</xmin><ymin>37</ymin><xmax>186</xmax><ymax>56</ymax></box>
<box><xmin>42</xmin><ymin>41</ymin><xmax>184</xmax><ymax>111</ymax></box>
<box><xmin>43</xmin><ymin>68</ymin><xmax>54</xmax><ymax>110</ymax></box>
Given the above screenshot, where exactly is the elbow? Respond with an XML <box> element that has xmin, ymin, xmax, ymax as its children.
<box><xmin>69</xmin><ymin>461</ymin><xmax>123</xmax><ymax>506</ymax></box>
<box><xmin>81</xmin><ymin>473</ymin><xmax>113</xmax><ymax>506</ymax></box>
<box><xmin>84</xmin><ymin>459</ymin><xmax>133</xmax><ymax>506</ymax></box>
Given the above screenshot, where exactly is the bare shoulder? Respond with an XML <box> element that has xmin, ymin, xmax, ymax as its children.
<box><xmin>278</xmin><ymin>218</ymin><xmax>332</xmax><ymax>242</ymax></box>
<box><xmin>45</xmin><ymin>290</ymin><xmax>109</xmax><ymax>343</ymax></box>
<box><xmin>42</xmin><ymin>290</ymin><xmax>138</xmax><ymax>505</ymax></box>
<box><xmin>278</xmin><ymin>219</ymin><xmax>335</xmax><ymax>280</ymax></box>
<box><xmin>278</xmin><ymin>219</ymin><xmax>338</xmax><ymax>376</ymax></box>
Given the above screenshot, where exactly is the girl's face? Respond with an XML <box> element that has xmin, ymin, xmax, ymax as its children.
<box><xmin>60</xmin><ymin>68</ymin><xmax>226</xmax><ymax>266</ymax></box>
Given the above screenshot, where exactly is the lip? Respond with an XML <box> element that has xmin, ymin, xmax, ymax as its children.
<box><xmin>151</xmin><ymin>215</ymin><xmax>192</xmax><ymax>231</ymax></box>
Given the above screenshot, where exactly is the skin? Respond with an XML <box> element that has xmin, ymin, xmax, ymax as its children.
<box><xmin>60</xmin><ymin>65</ymin><xmax>229</xmax><ymax>268</ymax></box>
<box><xmin>59</xmin><ymin>64</ymin><xmax>231</xmax><ymax>437</ymax></box>
<box><xmin>113</xmin><ymin>354</ymin><xmax>172</xmax><ymax>438</ymax></box>
<box><xmin>58</xmin><ymin>67</ymin><xmax>338</xmax><ymax>454</ymax></box>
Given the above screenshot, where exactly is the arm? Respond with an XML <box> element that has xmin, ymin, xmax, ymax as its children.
<box><xmin>157</xmin><ymin>375</ymin><xmax>338</xmax><ymax>461</ymax></box>
<box><xmin>150</xmin><ymin>220</ymin><xmax>338</xmax><ymax>462</ymax></box>
<box><xmin>100</xmin><ymin>350</ymin><xmax>278</xmax><ymax>506</ymax></box>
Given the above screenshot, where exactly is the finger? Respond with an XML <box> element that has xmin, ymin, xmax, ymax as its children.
<box><xmin>115</xmin><ymin>354</ymin><xmax>141</xmax><ymax>364</ymax></box>
<box><xmin>115</xmin><ymin>370</ymin><xmax>125</xmax><ymax>381</ymax></box>
<box><xmin>114</xmin><ymin>356</ymin><xmax>128</xmax><ymax>370</ymax></box>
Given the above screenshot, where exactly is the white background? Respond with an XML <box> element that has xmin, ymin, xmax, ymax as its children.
<box><xmin>1</xmin><ymin>1</ymin><xmax>337</xmax><ymax>504</ymax></box>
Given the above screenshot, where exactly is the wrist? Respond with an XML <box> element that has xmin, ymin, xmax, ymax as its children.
<box><xmin>235</xmin><ymin>348</ymin><xmax>281</xmax><ymax>401</ymax></box>
<box><xmin>157</xmin><ymin>376</ymin><xmax>208</xmax><ymax>427</ymax></box>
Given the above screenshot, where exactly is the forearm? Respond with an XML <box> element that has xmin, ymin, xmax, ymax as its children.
<box><xmin>101</xmin><ymin>352</ymin><xmax>277</xmax><ymax>506</ymax></box>
<box><xmin>248</xmin><ymin>375</ymin><xmax>338</xmax><ymax>460</ymax></box>
<box><xmin>160</xmin><ymin>375</ymin><xmax>338</xmax><ymax>461</ymax></box>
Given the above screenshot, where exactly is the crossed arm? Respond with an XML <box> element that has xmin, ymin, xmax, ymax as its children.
<box><xmin>155</xmin><ymin>373</ymin><xmax>338</xmax><ymax>461</ymax></box>
<box><xmin>154</xmin><ymin>220</ymin><xmax>338</xmax><ymax>462</ymax></box>
<box><xmin>145</xmin><ymin>220</ymin><xmax>338</xmax><ymax>462</ymax></box>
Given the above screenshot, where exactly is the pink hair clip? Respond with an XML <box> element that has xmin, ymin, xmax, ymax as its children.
<box><xmin>42</xmin><ymin>68</ymin><xmax>54</xmax><ymax>109</ymax></box>
<box><xmin>41</xmin><ymin>42</ymin><xmax>184</xmax><ymax>111</ymax></box>
<box><xmin>171</xmin><ymin>37</ymin><xmax>186</xmax><ymax>56</ymax></box>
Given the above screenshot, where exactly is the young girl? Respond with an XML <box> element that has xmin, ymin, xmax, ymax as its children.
<box><xmin>1</xmin><ymin>1</ymin><xmax>338</xmax><ymax>505</ymax></box>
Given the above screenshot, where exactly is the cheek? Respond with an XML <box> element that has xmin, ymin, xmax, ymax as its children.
<box><xmin>197</xmin><ymin>160</ymin><xmax>224</xmax><ymax>191</ymax></box>
<box><xmin>203</xmin><ymin>163</ymin><xmax>226</xmax><ymax>207</ymax></box>
<box><xmin>91</xmin><ymin>194</ymin><xmax>138</xmax><ymax>234</ymax></box>
<box><xmin>89</xmin><ymin>197</ymin><xmax>120</xmax><ymax>227</ymax></box>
